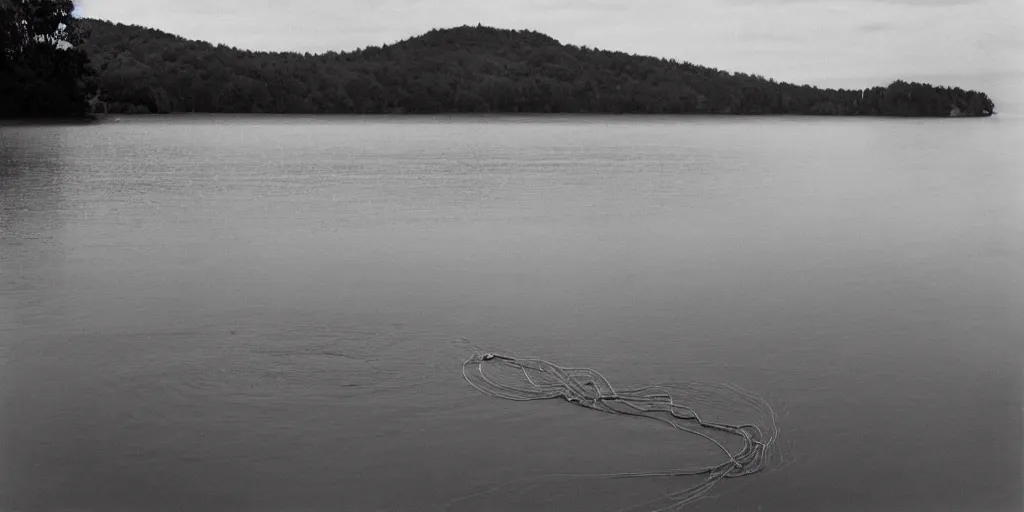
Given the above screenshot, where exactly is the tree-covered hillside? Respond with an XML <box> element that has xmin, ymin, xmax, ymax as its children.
<box><xmin>79</xmin><ymin>18</ymin><xmax>994</xmax><ymax>117</ymax></box>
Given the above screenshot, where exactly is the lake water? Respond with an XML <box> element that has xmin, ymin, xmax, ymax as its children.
<box><xmin>1</xmin><ymin>115</ymin><xmax>1021</xmax><ymax>512</ymax></box>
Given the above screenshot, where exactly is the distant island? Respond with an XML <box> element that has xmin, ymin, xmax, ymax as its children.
<box><xmin>0</xmin><ymin>1</ymin><xmax>997</xmax><ymax>118</ymax></box>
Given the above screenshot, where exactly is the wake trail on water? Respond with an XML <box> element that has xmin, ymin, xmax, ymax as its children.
<box><xmin>446</xmin><ymin>344</ymin><xmax>783</xmax><ymax>512</ymax></box>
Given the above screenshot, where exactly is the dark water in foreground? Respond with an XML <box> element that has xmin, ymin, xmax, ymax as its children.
<box><xmin>1</xmin><ymin>116</ymin><xmax>1021</xmax><ymax>512</ymax></box>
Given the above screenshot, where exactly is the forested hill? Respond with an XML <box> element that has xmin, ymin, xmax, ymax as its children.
<box><xmin>79</xmin><ymin>18</ymin><xmax>995</xmax><ymax>117</ymax></box>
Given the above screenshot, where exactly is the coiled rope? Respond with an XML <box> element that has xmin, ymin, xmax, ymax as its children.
<box><xmin>459</xmin><ymin>350</ymin><xmax>780</xmax><ymax>511</ymax></box>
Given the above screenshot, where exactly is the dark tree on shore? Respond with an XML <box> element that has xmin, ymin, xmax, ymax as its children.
<box><xmin>1</xmin><ymin>0</ymin><xmax>96</xmax><ymax>118</ymax></box>
<box><xmin>76</xmin><ymin>19</ymin><xmax>995</xmax><ymax>117</ymax></box>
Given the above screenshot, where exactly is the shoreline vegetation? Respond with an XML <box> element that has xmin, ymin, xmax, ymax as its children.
<box><xmin>1</xmin><ymin>1</ymin><xmax>997</xmax><ymax>120</ymax></box>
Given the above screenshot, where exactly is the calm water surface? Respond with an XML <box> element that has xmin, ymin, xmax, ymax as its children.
<box><xmin>1</xmin><ymin>116</ymin><xmax>1021</xmax><ymax>512</ymax></box>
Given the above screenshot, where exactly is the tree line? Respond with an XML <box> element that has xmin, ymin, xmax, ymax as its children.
<box><xmin>1</xmin><ymin>1</ymin><xmax>997</xmax><ymax>118</ymax></box>
<box><xmin>1</xmin><ymin>0</ymin><xmax>96</xmax><ymax>117</ymax></box>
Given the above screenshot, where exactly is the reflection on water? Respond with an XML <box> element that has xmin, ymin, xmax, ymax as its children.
<box><xmin>1</xmin><ymin>116</ymin><xmax>1021</xmax><ymax>512</ymax></box>
<box><xmin>1</xmin><ymin>128</ymin><xmax>73</xmax><ymax>348</ymax></box>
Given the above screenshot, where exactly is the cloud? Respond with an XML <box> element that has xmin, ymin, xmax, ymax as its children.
<box><xmin>868</xmin><ymin>0</ymin><xmax>986</xmax><ymax>4</ymax></box>
<box><xmin>724</xmin><ymin>0</ymin><xmax>987</xmax><ymax>5</ymax></box>
<box><xmin>858</xmin><ymin>21</ymin><xmax>895</xmax><ymax>33</ymax></box>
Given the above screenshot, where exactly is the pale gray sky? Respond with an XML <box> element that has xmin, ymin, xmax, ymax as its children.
<box><xmin>76</xmin><ymin>0</ymin><xmax>1023</xmax><ymax>109</ymax></box>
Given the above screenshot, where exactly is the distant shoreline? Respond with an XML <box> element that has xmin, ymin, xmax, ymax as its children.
<box><xmin>90</xmin><ymin>110</ymin><xmax>996</xmax><ymax>118</ymax></box>
<box><xmin>1</xmin><ymin>111</ymin><xmax>998</xmax><ymax>126</ymax></box>
<box><xmin>74</xmin><ymin>21</ymin><xmax>996</xmax><ymax>119</ymax></box>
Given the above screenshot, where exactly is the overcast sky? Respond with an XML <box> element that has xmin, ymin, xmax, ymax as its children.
<box><xmin>76</xmin><ymin>0</ymin><xmax>1022</xmax><ymax>107</ymax></box>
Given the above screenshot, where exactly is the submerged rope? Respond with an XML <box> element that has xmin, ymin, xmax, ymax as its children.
<box><xmin>460</xmin><ymin>350</ymin><xmax>780</xmax><ymax>511</ymax></box>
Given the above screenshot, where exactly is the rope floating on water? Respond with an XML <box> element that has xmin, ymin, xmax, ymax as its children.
<box><xmin>460</xmin><ymin>350</ymin><xmax>780</xmax><ymax>511</ymax></box>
